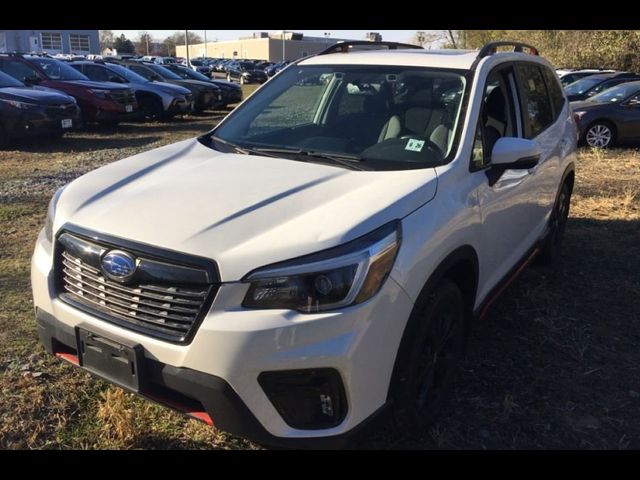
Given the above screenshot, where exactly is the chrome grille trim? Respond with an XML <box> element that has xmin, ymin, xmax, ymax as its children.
<box><xmin>55</xmin><ymin>229</ymin><xmax>219</xmax><ymax>344</ymax></box>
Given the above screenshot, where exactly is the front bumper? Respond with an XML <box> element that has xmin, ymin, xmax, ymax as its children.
<box><xmin>7</xmin><ymin>105</ymin><xmax>82</xmax><ymax>138</ymax></box>
<box><xmin>194</xmin><ymin>90</ymin><xmax>223</xmax><ymax>111</ymax></box>
<box><xmin>221</xmin><ymin>88</ymin><xmax>243</xmax><ymax>106</ymax></box>
<box><xmin>31</xmin><ymin>229</ymin><xmax>413</xmax><ymax>446</ymax></box>
<box><xmin>167</xmin><ymin>96</ymin><xmax>194</xmax><ymax>115</ymax></box>
<box><xmin>94</xmin><ymin>106</ymin><xmax>141</xmax><ymax>123</ymax></box>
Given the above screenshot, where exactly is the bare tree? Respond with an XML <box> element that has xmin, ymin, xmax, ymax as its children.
<box><xmin>412</xmin><ymin>31</ymin><xmax>445</xmax><ymax>49</ymax></box>
<box><xmin>99</xmin><ymin>30</ymin><xmax>114</xmax><ymax>51</ymax></box>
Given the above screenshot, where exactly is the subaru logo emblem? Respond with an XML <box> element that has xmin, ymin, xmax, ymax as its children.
<box><xmin>101</xmin><ymin>250</ymin><xmax>137</xmax><ymax>282</ymax></box>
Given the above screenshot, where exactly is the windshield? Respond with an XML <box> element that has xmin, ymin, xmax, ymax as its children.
<box><xmin>589</xmin><ymin>82</ymin><xmax>640</xmax><ymax>103</ymax></box>
<box><xmin>28</xmin><ymin>57</ymin><xmax>88</xmax><ymax>81</ymax></box>
<box><xmin>170</xmin><ymin>66</ymin><xmax>208</xmax><ymax>81</ymax></box>
<box><xmin>148</xmin><ymin>64</ymin><xmax>182</xmax><ymax>80</ymax></box>
<box><xmin>0</xmin><ymin>70</ymin><xmax>24</xmax><ymax>87</ymax></box>
<box><xmin>565</xmin><ymin>76</ymin><xmax>603</xmax><ymax>95</ymax></box>
<box><xmin>240</xmin><ymin>62</ymin><xmax>255</xmax><ymax>70</ymax></box>
<box><xmin>106</xmin><ymin>63</ymin><xmax>148</xmax><ymax>83</ymax></box>
<box><xmin>210</xmin><ymin>65</ymin><xmax>467</xmax><ymax>171</ymax></box>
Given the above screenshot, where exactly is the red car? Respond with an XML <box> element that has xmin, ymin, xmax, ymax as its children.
<box><xmin>0</xmin><ymin>54</ymin><xmax>139</xmax><ymax>125</ymax></box>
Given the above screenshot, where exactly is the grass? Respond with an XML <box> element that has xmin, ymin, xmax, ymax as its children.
<box><xmin>1</xmin><ymin>100</ymin><xmax>639</xmax><ymax>448</ymax></box>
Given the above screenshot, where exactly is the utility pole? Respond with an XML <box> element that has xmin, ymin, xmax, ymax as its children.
<box><xmin>146</xmin><ymin>34</ymin><xmax>149</xmax><ymax>56</ymax></box>
<box><xmin>204</xmin><ymin>30</ymin><xmax>207</xmax><ymax>58</ymax></box>
<box><xmin>282</xmin><ymin>31</ymin><xmax>286</xmax><ymax>61</ymax></box>
<box><xmin>185</xmin><ymin>30</ymin><xmax>190</xmax><ymax>65</ymax></box>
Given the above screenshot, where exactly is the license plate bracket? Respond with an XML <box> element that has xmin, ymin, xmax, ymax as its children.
<box><xmin>125</xmin><ymin>104</ymin><xmax>133</xmax><ymax>113</ymax></box>
<box><xmin>76</xmin><ymin>327</ymin><xmax>145</xmax><ymax>392</ymax></box>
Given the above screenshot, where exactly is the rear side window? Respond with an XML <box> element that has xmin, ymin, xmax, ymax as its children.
<box><xmin>516</xmin><ymin>64</ymin><xmax>553</xmax><ymax>138</ymax></box>
<box><xmin>542</xmin><ymin>67</ymin><xmax>565</xmax><ymax>116</ymax></box>
<box><xmin>0</xmin><ymin>58</ymin><xmax>41</xmax><ymax>82</ymax></box>
<box><xmin>84</xmin><ymin>65</ymin><xmax>111</xmax><ymax>82</ymax></box>
<box><xmin>129</xmin><ymin>65</ymin><xmax>152</xmax><ymax>80</ymax></box>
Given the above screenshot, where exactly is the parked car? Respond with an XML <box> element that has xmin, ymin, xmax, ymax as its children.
<box><xmin>0</xmin><ymin>54</ymin><xmax>138</xmax><ymax>125</ymax></box>
<box><xmin>69</xmin><ymin>61</ymin><xmax>194</xmax><ymax>120</ymax></box>
<box><xmin>118</xmin><ymin>61</ymin><xmax>222</xmax><ymax>112</ymax></box>
<box><xmin>32</xmin><ymin>41</ymin><xmax>576</xmax><ymax>448</ymax></box>
<box><xmin>226</xmin><ymin>61</ymin><xmax>267</xmax><ymax>84</ymax></box>
<box><xmin>557</xmin><ymin>68</ymin><xmax>615</xmax><ymax>87</ymax></box>
<box><xmin>162</xmin><ymin>64</ymin><xmax>242</xmax><ymax>108</ymax></box>
<box><xmin>188</xmin><ymin>59</ymin><xmax>212</xmax><ymax>77</ymax></box>
<box><xmin>0</xmin><ymin>70</ymin><xmax>80</xmax><ymax>146</ymax></box>
<box><xmin>571</xmin><ymin>81</ymin><xmax>640</xmax><ymax>148</ymax></box>
<box><xmin>564</xmin><ymin>72</ymin><xmax>640</xmax><ymax>101</ymax></box>
<box><xmin>265</xmin><ymin>61</ymin><xmax>290</xmax><ymax>77</ymax></box>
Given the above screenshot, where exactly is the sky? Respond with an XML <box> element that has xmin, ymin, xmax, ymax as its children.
<box><xmin>112</xmin><ymin>30</ymin><xmax>420</xmax><ymax>44</ymax></box>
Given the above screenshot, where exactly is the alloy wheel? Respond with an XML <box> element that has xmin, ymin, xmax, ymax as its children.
<box><xmin>586</xmin><ymin>124</ymin><xmax>612</xmax><ymax>148</ymax></box>
<box><xmin>414</xmin><ymin>301</ymin><xmax>464</xmax><ymax>413</ymax></box>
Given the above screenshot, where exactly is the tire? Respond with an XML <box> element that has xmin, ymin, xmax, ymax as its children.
<box><xmin>538</xmin><ymin>181</ymin><xmax>572</xmax><ymax>265</ymax></box>
<box><xmin>0</xmin><ymin>124</ymin><xmax>7</xmax><ymax>149</ymax></box>
<box><xmin>388</xmin><ymin>279</ymin><xmax>466</xmax><ymax>433</ymax></box>
<box><xmin>140</xmin><ymin>97</ymin><xmax>164</xmax><ymax>121</ymax></box>
<box><xmin>584</xmin><ymin>121</ymin><xmax>615</xmax><ymax>148</ymax></box>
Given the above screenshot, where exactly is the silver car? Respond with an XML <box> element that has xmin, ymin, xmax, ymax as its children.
<box><xmin>70</xmin><ymin>61</ymin><xmax>194</xmax><ymax>120</ymax></box>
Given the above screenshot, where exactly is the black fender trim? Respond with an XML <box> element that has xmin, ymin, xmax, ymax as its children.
<box><xmin>386</xmin><ymin>245</ymin><xmax>479</xmax><ymax>403</ymax></box>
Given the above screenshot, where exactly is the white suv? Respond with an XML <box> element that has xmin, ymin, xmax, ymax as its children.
<box><xmin>32</xmin><ymin>41</ymin><xmax>577</xmax><ymax>448</ymax></box>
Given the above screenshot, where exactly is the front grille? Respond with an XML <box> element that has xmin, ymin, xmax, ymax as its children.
<box><xmin>45</xmin><ymin>104</ymin><xmax>78</xmax><ymax>118</ymax></box>
<box><xmin>110</xmin><ymin>89</ymin><xmax>136</xmax><ymax>106</ymax></box>
<box><xmin>56</xmin><ymin>230</ymin><xmax>219</xmax><ymax>343</ymax></box>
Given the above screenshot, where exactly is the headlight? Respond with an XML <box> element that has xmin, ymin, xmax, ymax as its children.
<box><xmin>0</xmin><ymin>98</ymin><xmax>38</xmax><ymax>109</ymax></box>
<box><xmin>88</xmin><ymin>89</ymin><xmax>110</xmax><ymax>99</ymax></box>
<box><xmin>243</xmin><ymin>221</ymin><xmax>401</xmax><ymax>313</ymax></box>
<box><xmin>44</xmin><ymin>186</ymin><xmax>66</xmax><ymax>242</ymax></box>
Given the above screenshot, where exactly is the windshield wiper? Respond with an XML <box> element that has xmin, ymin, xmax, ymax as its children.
<box><xmin>299</xmin><ymin>150</ymin><xmax>365</xmax><ymax>170</ymax></box>
<box><xmin>210</xmin><ymin>135</ymin><xmax>252</xmax><ymax>155</ymax></box>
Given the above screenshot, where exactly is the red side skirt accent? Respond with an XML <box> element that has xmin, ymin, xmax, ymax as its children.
<box><xmin>478</xmin><ymin>246</ymin><xmax>541</xmax><ymax>321</ymax></box>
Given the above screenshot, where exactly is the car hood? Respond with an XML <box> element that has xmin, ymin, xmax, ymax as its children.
<box><xmin>55</xmin><ymin>138</ymin><xmax>438</xmax><ymax>281</ymax></box>
<box><xmin>59</xmin><ymin>79</ymin><xmax>131</xmax><ymax>91</ymax></box>
<box><xmin>180</xmin><ymin>79</ymin><xmax>219</xmax><ymax>90</ymax></box>
<box><xmin>570</xmin><ymin>100</ymin><xmax>612</xmax><ymax>110</ymax></box>
<box><xmin>149</xmin><ymin>81</ymin><xmax>191</xmax><ymax>95</ymax></box>
<box><xmin>210</xmin><ymin>80</ymin><xmax>240</xmax><ymax>90</ymax></box>
<box><xmin>0</xmin><ymin>86</ymin><xmax>74</xmax><ymax>105</ymax></box>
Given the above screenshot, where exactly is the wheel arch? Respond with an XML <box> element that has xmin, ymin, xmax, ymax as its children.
<box><xmin>584</xmin><ymin>118</ymin><xmax>618</xmax><ymax>143</ymax></box>
<box><xmin>386</xmin><ymin>245</ymin><xmax>479</xmax><ymax>402</ymax></box>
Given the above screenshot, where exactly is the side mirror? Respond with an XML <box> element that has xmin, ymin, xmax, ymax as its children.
<box><xmin>625</xmin><ymin>98</ymin><xmax>640</xmax><ymax>107</ymax></box>
<box><xmin>490</xmin><ymin>137</ymin><xmax>541</xmax><ymax>169</ymax></box>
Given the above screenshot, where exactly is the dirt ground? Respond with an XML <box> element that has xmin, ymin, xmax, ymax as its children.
<box><xmin>1</xmin><ymin>106</ymin><xmax>638</xmax><ymax>449</ymax></box>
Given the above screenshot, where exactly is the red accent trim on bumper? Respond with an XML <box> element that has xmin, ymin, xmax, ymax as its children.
<box><xmin>145</xmin><ymin>392</ymin><xmax>214</xmax><ymax>426</ymax></box>
<box><xmin>55</xmin><ymin>352</ymin><xmax>80</xmax><ymax>365</ymax></box>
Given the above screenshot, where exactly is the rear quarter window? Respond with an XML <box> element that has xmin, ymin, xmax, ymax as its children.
<box><xmin>516</xmin><ymin>63</ymin><xmax>553</xmax><ymax>138</ymax></box>
<box><xmin>542</xmin><ymin>67</ymin><xmax>565</xmax><ymax>116</ymax></box>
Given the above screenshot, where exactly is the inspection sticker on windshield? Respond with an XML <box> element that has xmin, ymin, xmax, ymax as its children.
<box><xmin>405</xmin><ymin>139</ymin><xmax>425</xmax><ymax>152</ymax></box>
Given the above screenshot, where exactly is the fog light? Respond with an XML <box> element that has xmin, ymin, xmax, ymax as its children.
<box><xmin>258</xmin><ymin>368</ymin><xmax>347</xmax><ymax>430</ymax></box>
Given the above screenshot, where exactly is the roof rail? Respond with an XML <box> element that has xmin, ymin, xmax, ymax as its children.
<box><xmin>477</xmin><ymin>41</ymin><xmax>539</xmax><ymax>59</ymax></box>
<box><xmin>318</xmin><ymin>40</ymin><xmax>423</xmax><ymax>56</ymax></box>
